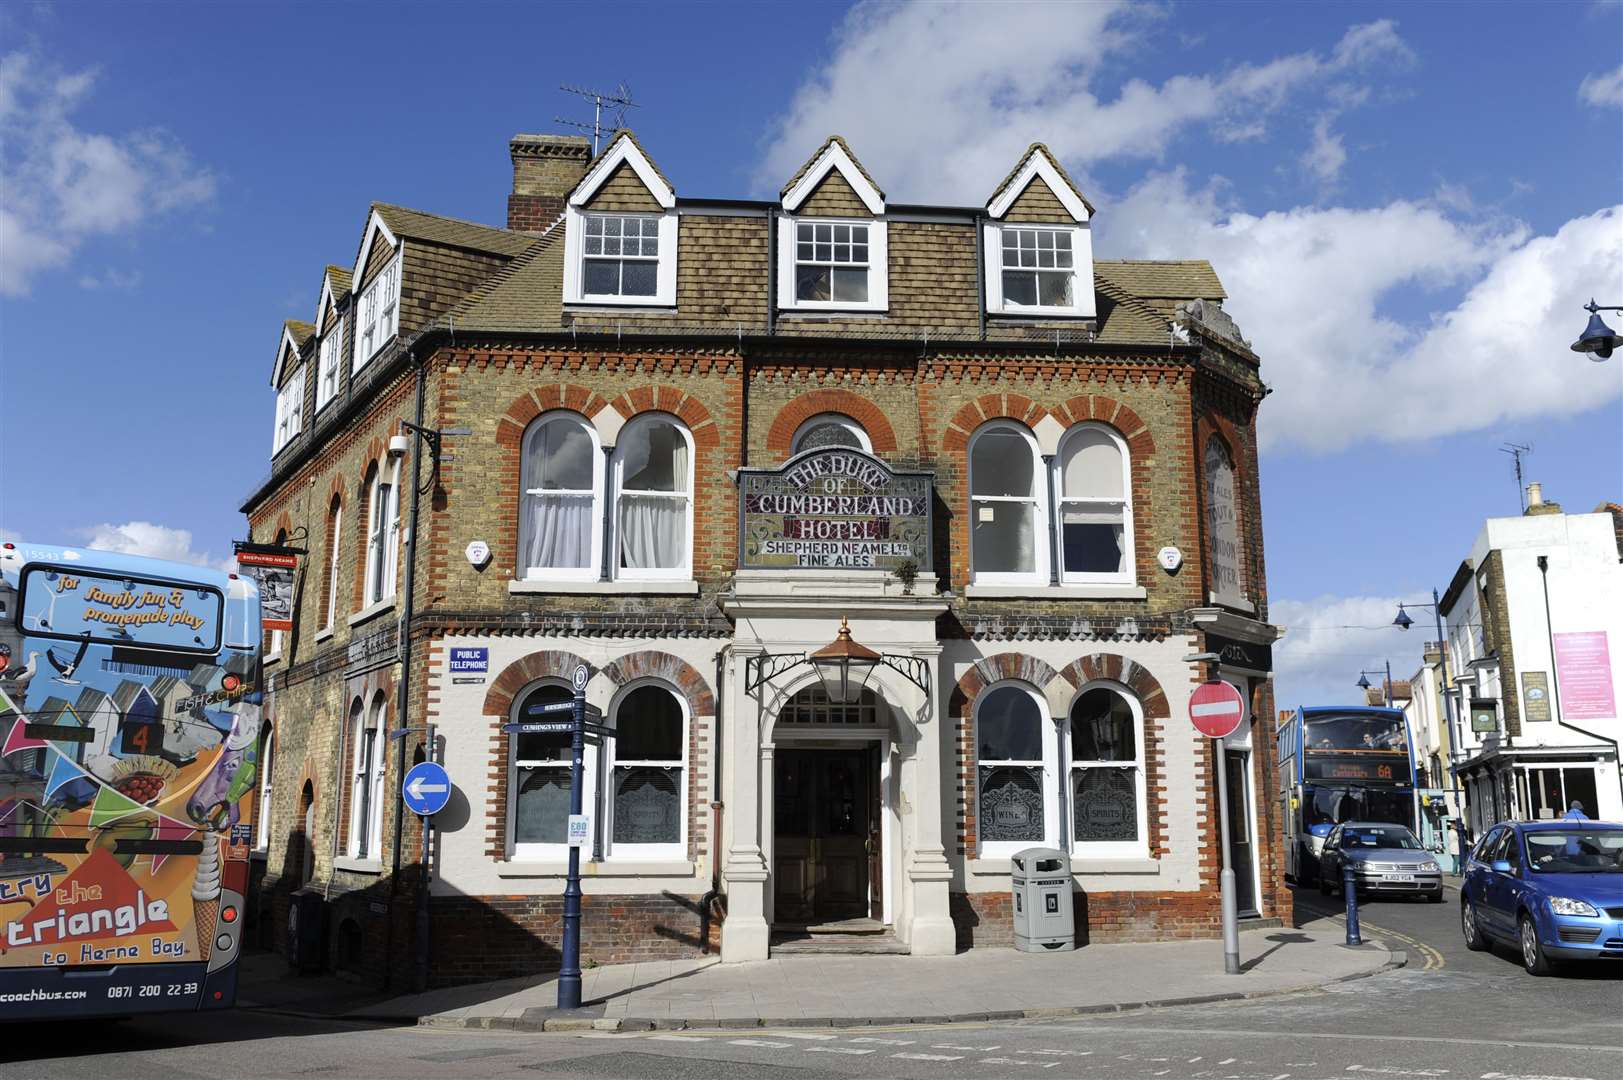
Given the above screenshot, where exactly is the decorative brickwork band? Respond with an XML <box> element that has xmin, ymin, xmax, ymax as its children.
<box><xmin>764</xmin><ymin>387</ymin><xmax>900</xmax><ymax>458</ymax></box>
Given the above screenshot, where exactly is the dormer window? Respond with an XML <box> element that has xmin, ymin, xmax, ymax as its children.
<box><xmin>1000</xmin><ymin>227</ymin><xmax>1077</xmax><ymax>309</ymax></box>
<box><xmin>272</xmin><ymin>367</ymin><xmax>304</xmax><ymax>456</ymax></box>
<box><xmin>582</xmin><ymin>214</ymin><xmax>660</xmax><ymax>298</ymax></box>
<box><xmin>795</xmin><ymin>221</ymin><xmax>870</xmax><ymax>304</ymax></box>
<box><xmin>354</xmin><ymin>252</ymin><xmax>401</xmax><ymax>373</ymax></box>
<box><xmin>316</xmin><ymin>318</ymin><xmax>343</xmax><ymax>412</ymax></box>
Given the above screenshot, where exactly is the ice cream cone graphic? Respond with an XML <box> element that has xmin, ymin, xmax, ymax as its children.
<box><xmin>192</xmin><ymin>836</ymin><xmax>222</xmax><ymax>961</ymax></box>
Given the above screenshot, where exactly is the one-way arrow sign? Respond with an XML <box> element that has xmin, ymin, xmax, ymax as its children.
<box><xmin>401</xmin><ymin>761</ymin><xmax>452</xmax><ymax>817</ymax></box>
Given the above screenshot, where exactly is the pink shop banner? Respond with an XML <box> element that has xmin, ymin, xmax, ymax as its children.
<box><xmin>1553</xmin><ymin>632</ymin><xmax>1616</xmax><ymax>721</ymax></box>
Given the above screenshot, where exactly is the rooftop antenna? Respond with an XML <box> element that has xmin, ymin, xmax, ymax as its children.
<box><xmin>1500</xmin><ymin>442</ymin><xmax>1532</xmax><ymax>511</ymax></box>
<box><xmin>556</xmin><ymin>82</ymin><xmax>639</xmax><ymax>156</ymax></box>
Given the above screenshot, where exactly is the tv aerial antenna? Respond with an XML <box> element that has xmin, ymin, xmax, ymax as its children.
<box><xmin>1500</xmin><ymin>442</ymin><xmax>1532</xmax><ymax>511</ymax></box>
<box><xmin>556</xmin><ymin>83</ymin><xmax>639</xmax><ymax>156</ymax></box>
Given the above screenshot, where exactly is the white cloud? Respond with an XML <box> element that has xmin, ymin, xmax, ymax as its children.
<box><xmin>756</xmin><ymin>3</ymin><xmax>1412</xmax><ymax>203</ymax></box>
<box><xmin>1301</xmin><ymin>115</ymin><xmax>1347</xmax><ymax>182</ymax></box>
<box><xmin>75</xmin><ymin>522</ymin><xmax>233</xmax><ymax>571</ymax></box>
<box><xmin>0</xmin><ymin>51</ymin><xmax>214</xmax><ymax>297</ymax></box>
<box><xmin>1578</xmin><ymin>63</ymin><xmax>1623</xmax><ymax>108</ymax></box>
<box><xmin>1102</xmin><ymin>173</ymin><xmax>1623</xmax><ymax>450</ymax></box>
<box><xmin>1272</xmin><ymin>594</ymin><xmax>1428</xmax><ymax>711</ymax></box>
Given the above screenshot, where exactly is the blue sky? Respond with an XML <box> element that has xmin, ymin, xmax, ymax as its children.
<box><xmin>2</xmin><ymin>1</ymin><xmax>1620</xmax><ymax>711</ymax></box>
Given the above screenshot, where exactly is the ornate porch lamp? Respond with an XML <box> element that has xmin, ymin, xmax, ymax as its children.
<box><xmin>809</xmin><ymin>617</ymin><xmax>882</xmax><ymax>705</ymax></box>
<box><xmin>744</xmin><ymin>617</ymin><xmax>931</xmax><ymax>707</ymax></box>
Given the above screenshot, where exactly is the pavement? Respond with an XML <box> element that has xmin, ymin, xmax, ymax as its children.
<box><xmin>239</xmin><ymin>925</ymin><xmax>1400</xmax><ymax>1032</ymax></box>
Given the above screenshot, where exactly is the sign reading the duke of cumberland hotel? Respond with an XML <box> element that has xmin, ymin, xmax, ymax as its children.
<box><xmin>738</xmin><ymin>448</ymin><xmax>933</xmax><ymax>571</ymax></box>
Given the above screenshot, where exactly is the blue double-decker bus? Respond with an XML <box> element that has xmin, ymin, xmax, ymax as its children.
<box><xmin>1278</xmin><ymin>705</ymin><xmax>1418</xmax><ymax>885</ymax></box>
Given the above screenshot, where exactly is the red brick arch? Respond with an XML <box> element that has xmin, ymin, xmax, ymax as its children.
<box><xmin>1057</xmin><ymin>651</ymin><xmax>1170</xmax><ymax>857</ymax></box>
<box><xmin>765</xmin><ymin>388</ymin><xmax>899</xmax><ymax>459</ymax></box>
<box><xmin>601</xmin><ymin>650</ymin><xmax>716</xmax><ymax>716</ymax></box>
<box><xmin>493</xmin><ymin>384</ymin><xmax>612</xmax><ymax>450</ymax></box>
<box><xmin>482</xmin><ymin>649</ymin><xmax>594</xmax><ymax>717</ymax></box>
<box><xmin>606</xmin><ymin>384</ymin><xmax>721</xmax><ymax>453</ymax></box>
<box><xmin>940</xmin><ymin>393</ymin><xmax>1051</xmax><ymax>453</ymax></box>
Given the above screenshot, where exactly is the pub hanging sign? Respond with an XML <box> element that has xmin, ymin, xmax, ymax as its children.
<box><xmin>738</xmin><ymin>448</ymin><xmax>933</xmax><ymax>571</ymax></box>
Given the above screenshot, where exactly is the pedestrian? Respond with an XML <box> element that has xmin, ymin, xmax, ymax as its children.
<box><xmin>1562</xmin><ymin>800</ymin><xmax>1588</xmax><ymax>821</ymax></box>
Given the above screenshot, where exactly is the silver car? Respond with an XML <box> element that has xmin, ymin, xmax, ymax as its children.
<box><xmin>1318</xmin><ymin>822</ymin><xmax>1445</xmax><ymax>902</ymax></box>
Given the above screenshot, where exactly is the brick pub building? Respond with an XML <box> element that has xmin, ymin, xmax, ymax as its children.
<box><xmin>243</xmin><ymin>129</ymin><xmax>1282</xmax><ymax>986</ymax></box>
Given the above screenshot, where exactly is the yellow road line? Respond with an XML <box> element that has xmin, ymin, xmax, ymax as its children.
<box><xmin>1295</xmin><ymin>899</ymin><xmax>1447</xmax><ymax>971</ymax></box>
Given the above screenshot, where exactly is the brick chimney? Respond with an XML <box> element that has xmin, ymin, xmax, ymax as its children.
<box><xmin>507</xmin><ymin>134</ymin><xmax>592</xmax><ymax>232</ymax></box>
<box><xmin>1525</xmin><ymin>482</ymin><xmax>1563</xmax><ymax>516</ymax></box>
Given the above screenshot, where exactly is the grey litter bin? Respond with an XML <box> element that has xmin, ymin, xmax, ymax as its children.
<box><xmin>1011</xmin><ymin>847</ymin><xmax>1075</xmax><ymax>952</ymax></box>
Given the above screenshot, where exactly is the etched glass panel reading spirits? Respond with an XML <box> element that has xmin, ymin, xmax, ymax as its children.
<box><xmin>1072</xmin><ymin>767</ymin><xmax>1139</xmax><ymax>843</ymax></box>
<box><xmin>612</xmin><ymin>767</ymin><xmax>680</xmax><ymax>843</ymax></box>
<box><xmin>611</xmin><ymin>686</ymin><xmax>684</xmax><ymax>847</ymax></box>
<box><xmin>979</xmin><ymin>766</ymin><xmax>1044</xmax><ymax>842</ymax></box>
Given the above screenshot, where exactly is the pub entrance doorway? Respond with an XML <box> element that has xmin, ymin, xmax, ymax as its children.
<box><xmin>773</xmin><ymin>746</ymin><xmax>882</xmax><ymax>926</ymax></box>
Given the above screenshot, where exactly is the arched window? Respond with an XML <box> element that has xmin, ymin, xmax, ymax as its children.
<box><xmin>607</xmin><ymin>684</ymin><xmax>687</xmax><ymax>857</ymax></box>
<box><xmin>347</xmin><ymin>696</ymin><xmax>386</xmax><ymax>860</ymax></box>
<box><xmin>322</xmin><ymin>495</ymin><xmax>343</xmax><ymax>629</ymax></box>
<box><xmin>976</xmin><ymin>683</ymin><xmax>1056</xmax><ymax>855</ymax></box>
<box><xmin>1203</xmin><ymin>435</ymin><xmax>1246</xmax><ymax>605</ymax></box>
<box><xmin>362</xmin><ymin>461</ymin><xmax>400</xmax><ymax>605</ymax></box>
<box><xmin>969</xmin><ymin>423</ymin><xmax>1046</xmax><ymax>584</ymax></box>
<box><xmin>1055</xmin><ymin>424</ymin><xmax>1133</xmax><ymax>584</ymax></box>
<box><xmin>1068</xmin><ymin>685</ymin><xmax>1146</xmax><ymax>855</ymax></box>
<box><xmin>521</xmin><ymin>412</ymin><xmax>602</xmax><ymax>580</ymax></box>
<box><xmin>509</xmin><ymin>682</ymin><xmax>595</xmax><ymax>857</ymax></box>
<box><xmin>791</xmin><ymin>413</ymin><xmax>871</xmax><ymax>454</ymax></box>
<box><xmin>613</xmin><ymin>414</ymin><xmax>692</xmax><ymax>579</ymax></box>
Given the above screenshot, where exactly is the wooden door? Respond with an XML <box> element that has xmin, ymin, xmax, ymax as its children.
<box><xmin>773</xmin><ymin>748</ymin><xmax>873</xmax><ymax>924</ymax></box>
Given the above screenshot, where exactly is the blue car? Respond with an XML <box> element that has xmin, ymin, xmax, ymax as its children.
<box><xmin>1460</xmin><ymin>819</ymin><xmax>1623</xmax><ymax>975</ymax></box>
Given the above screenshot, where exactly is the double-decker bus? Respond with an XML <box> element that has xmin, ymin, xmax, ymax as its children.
<box><xmin>0</xmin><ymin>542</ymin><xmax>261</xmax><ymax>1020</ymax></box>
<box><xmin>1278</xmin><ymin>705</ymin><xmax>1417</xmax><ymax>885</ymax></box>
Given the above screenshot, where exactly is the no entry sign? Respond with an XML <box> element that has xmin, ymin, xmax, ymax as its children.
<box><xmin>1189</xmin><ymin>680</ymin><xmax>1246</xmax><ymax>739</ymax></box>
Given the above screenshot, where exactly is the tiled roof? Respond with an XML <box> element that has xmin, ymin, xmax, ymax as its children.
<box><xmin>779</xmin><ymin>135</ymin><xmax>885</xmax><ymax>201</ymax></box>
<box><xmin>1095</xmin><ymin>260</ymin><xmax>1226</xmax><ymax>301</ymax></box>
<box><xmin>454</xmin><ymin>228</ymin><xmax>565</xmax><ymax>331</ymax></box>
<box><xmin>986</xmin><ymin>143</ymin><xmax>1096</xmax><ymax>216</ymax></box>
<box><xmin>370</xmin><ymin>203</ymin><xmax>535</xmax><ymax>258</ymax></box>
<box><xmin>284</xmin><ymin>320</ymin><xmax>316</xmax><ymax>348</ymax></box>
<box><xmin>1092</xmin><ymin>275</ymin><xmax>1174</xmax><ymax>346</ymax></box>
<box><xmin>325</xmin><ymin>265</ymin><xmax>352</xmax><ymax>299</ymax></box>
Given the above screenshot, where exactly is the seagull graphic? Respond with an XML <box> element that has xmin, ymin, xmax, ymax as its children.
<box><xmin>0</xmin><ymin>651</ymin><xmax>39</xmax><ymax>694</ymax></box>
<box><xmin>46</xmin><ymin>635</ymin><xmax>90</xmax><ymax>686</ymax></box>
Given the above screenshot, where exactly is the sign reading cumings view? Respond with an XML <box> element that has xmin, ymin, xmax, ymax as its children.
<box><xmin>739</xmin><ymin>448</ymin><xmax>932</xmax><ymax>571</ymax></box>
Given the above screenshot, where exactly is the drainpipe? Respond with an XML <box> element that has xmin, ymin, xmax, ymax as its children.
<box><xmin>1537</xmin><ymin>555</ymin><xmax>1623</xmax><ymax>806</ymax></box>
<box><xmin>700</xmin><ymin>646</ymin><xmax>727</xmax><ymax>951</ymax></box>
<box><xmin>973</xmin><ymin>213</ymin><xmax>987</xmax><ymax>342</ymax></box>
<box><xmin>766</xmin><ymin>208</ymin><xmax>778</xmax><ymax>337</ymax></box>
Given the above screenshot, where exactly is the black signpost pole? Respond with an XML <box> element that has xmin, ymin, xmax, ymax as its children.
<box><xmin>557</xmin><ymin>666</ymin><xmax>587</xmax><ymax>1010</ymax></box>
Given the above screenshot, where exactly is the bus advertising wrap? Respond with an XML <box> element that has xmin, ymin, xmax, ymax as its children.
<box><xmin>0</xmin><ymin>544</ymin><xmax>261</xmax><ymax>1019</ymax></box>
<box><xmin>738</xmin><ymin>448</ymin><xmax>933</xmax><ymax>572</ymax></box>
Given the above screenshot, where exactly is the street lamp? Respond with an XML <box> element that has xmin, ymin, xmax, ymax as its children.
<box><xmin>1355</xmin><ymin>665</ymin><xmax>1393</xmax><ymax>707</ymax></box>
<box><xmin>1569</xmin><ymin>299</ymin><xmax>1623</xmax><ymax>361</ymax></box>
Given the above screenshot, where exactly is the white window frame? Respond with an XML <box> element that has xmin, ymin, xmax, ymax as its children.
<box><xmin>323</xmin><ymin>500</ymin><xmax>343</xmax><ymax>629</ymax></box>
<box><xmin>508</xmin><ymin>681</ymin><xmax>597</xmax><ymax>861</ymax></box>
<box><xmin>983</xmin><ymin>221</ymin><xmax>1093</xmax><ymax>318</ymax></box>
<box><xmin>1053</xmin><ymin>423</ymin><xmax>1135</xmax><ymax>586</ymax></box>
<box><xmin>612</xmin><ymin>413</ymin><xmax>694</xmax><ymax>583</ymax></box>
<box><xmin>520</xmin><ymin>411</ymin><xmax>604</xmax><ymax>583</ymax></box>
<box><xmin>563</xmin><ymin>207</ymin><xmax>677</xmax><ymax>307</ymax></box>
<box><xmin>605</xmin><ymin>680</ymin><xmax>688</xmax><ymax>861</ymax></box>
<box><xmin>968</xmin><ymin>421</ymin><xmax>1049</xmax><ymax>586</ymax></box>
<box><xmin>976</xmin><ymin>682</ymin><xmax>1059</xmax><ymax>861</ymax></box>
<box><xmin>790</xmin><ymin>413</ymin><xmax>872</xmax><ymax>455</ymax></box>
<box><xmin>363</xmin><ymin>461</ymin><xmax>400</xmax><ymax>606</ymax></box>
<box><xmin>347</xmin><ymin>697</ymin><xmax>386</xmax><ymax>860</ymax></box>
<box><xmin>272</xmin><ymin>367</ymin><xmax>303</xmax><ymax>456</ymax></box>
<box><xmin>1065</xmin><ymin>681</ymin><xmax>1149</xmax><ymax>860</ymax></box>
<box><xmin>353</xmin><ymin>251</ymin><xmax>402</xmax><ymax>373</ymax></box>
<box><xmin>254</xmin><ymin>725</ymin><xmax>274</xmax><ymax>852</ymax></box>
<box><xmin>776</xmin><ymin>216</ymin><xmax>889</xmax><ymax>313</ymax></box>
<box><xmin>316</xmin><ymin>317</ymin><xmax>343</xmax><ymax>412</ymax></box>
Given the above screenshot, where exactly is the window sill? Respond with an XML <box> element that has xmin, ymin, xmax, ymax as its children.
<box><xmin>334</xmin><ymin>856</ymin><xmax>384</xmax><ymax>875</ymax></box>
<box><xmin>1209</xmin><ymin>593</ymin><xmax>1256</xmax><ymax>615</ymax></box>
<box><xmin>777</xmin><ymin>308</ymin><xmax>889</xmax><ymax>319</ymax></box>
<box><xmin>347</xmin><ymin>598</ymin><xmax>395</xmax><ymax>628</ymax></box>
<box><xmin>263</xmin><ymin>650</ymin><xmax>283</xmax><ymax>666</ymax></box>
<box><xmin>965</xmin><ymin>584</ymin><xmax>1147</xmax><ymax>600</ymax></box>
<box><xmin>315</xmin><ymin>626</ymin><xmax>335</xmax><ymax>644</ymax></box>
<box><xmin>509</xmin><ymin>579</ymin><xmax>699</xmax><ymax>596</ymax></box>
<box><xmin>968</xmin><ymin>856</ymin><xmax>1159</xmax><ymax>877</ymax></box>
<box><xmin>496</xmin><ymin>859</ymin><xmax>695</xmax><ymax>879</ymax></box>
<box><xmin>564</xmin><ymin>301</ymin><xmax>677</xmax><ymax>313</ymax></box>
<box><xmin>988</xmin><ymin>308</ymin><xmax>1092</xmax><ymax>320</ymax></box>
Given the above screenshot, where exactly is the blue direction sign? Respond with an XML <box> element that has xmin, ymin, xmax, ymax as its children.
<box><xmin>402</xmin><ymin>761</ymin><xmax>452</xmax><ymax>817</ymax></box>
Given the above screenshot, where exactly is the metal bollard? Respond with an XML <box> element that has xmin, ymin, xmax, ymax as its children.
<box><xmin>1342</xmin><ymin>861</ymin><xmax>1362</xmax><ymax>946</ymax></box>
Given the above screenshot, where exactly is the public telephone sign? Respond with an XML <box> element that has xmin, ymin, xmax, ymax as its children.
<box><xmin>1189</xmin><ymin>680</ymin><xmax>1246</xmax><ymax>739</ymax></box>
<box><xmin>737</xmin><ymin>448</ymin><xmax>934</xmax><ymax>571</ymax></box>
